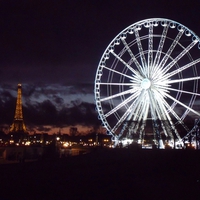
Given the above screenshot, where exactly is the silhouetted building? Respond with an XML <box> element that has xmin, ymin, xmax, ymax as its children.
<box><xmin>70</xmin><ymin>127</ymin><xmax>78</xmax><ymax>136</ymax></box>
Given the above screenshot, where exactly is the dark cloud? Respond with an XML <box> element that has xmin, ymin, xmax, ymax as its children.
<box><xmin>25</xmin><ymin>100</ymin><xmax>57</xmax><ymax>125</ymax></box>
<box><xmin>0</xmin><ymin>90</ymin><xmax>15</xmax><ymax>124</ymax></box>
<box><xmin>24</xmin><ymin>100</ymin><xmax>100</xmax><ymax>127</ymax></box>
<box><xmin>35</xmin><ymin>126</ymin><xmax>53</xmax><ymax>133</ymax></box>
<box><xmin>52</xmin><ymin>95</ymin><xmax>64</xmax><ymax>105</ymax></box>
<box><xmin>0</xmin><ymin>83</ymin><xmax>100</xmax><ymax>133</ymax></box>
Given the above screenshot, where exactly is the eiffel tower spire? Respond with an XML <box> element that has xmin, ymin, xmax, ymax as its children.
<box><xmin>10</xmin><ymin>83</ymin><xmax>27</xmax><ymax>133</ymax></box>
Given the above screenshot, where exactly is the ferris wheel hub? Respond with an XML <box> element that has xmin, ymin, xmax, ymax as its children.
<box><xmin>141</xmin><ymin>78</ymin><xmax>151</xmax><ymax>89</ymax></box>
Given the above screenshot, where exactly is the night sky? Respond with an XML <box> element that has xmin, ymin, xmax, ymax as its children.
<box><xmin>0</xmin><ymin>0</ymin><xmax>200</xmax><ymax>134</ymax></box>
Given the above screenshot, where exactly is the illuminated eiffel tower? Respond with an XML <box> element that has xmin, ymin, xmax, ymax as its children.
<box><xmin>10</xmin><ymin>83</ymin><xmax>27</xmax><ymax>133</ymax></box>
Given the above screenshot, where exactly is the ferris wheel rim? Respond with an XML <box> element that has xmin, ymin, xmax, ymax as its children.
<box><xmin>96</xmin><ymin>18</ymin><xmax>200</xmax><ymax>66</ymax></box>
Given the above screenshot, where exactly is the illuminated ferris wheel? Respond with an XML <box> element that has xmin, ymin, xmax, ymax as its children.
<box><xmin>94</xmin><ymin>18</ymin><xmax>200</xmax><ymax>148</ymax></box>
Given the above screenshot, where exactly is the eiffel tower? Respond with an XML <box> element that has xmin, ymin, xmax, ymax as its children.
<box><xmin>10</xmin><ymin>83</ymin><xmax>27</xmax><ymax>133</ymax></box>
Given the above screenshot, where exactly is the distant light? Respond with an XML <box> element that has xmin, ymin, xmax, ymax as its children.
<box><xmin>10</xmin><ymin>140</ymin><xmax>14</xmax><ymax>144</ymax></box>
<box><xmin>25</xmin><ymin>141</ymin><xmax>30</xmax><ymax>146</ymax></box>
<box><xmin>63</xmin><ymin>142</ymin><xmax>69</xmax><ymax>147</ymax></box>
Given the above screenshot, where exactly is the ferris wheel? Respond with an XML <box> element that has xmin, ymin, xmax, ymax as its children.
<box><xmin>94</xmin><ymin>18</ymin><xmax>200</xmax><ymax>148</ymax></box>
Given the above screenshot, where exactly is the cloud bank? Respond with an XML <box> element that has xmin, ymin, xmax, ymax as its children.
<box><xmin>0</xmin><ymin>83</ymin><xmax>101</xmax><ymax>134</ymax></box>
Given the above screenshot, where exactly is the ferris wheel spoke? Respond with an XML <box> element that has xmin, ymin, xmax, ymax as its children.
<box><xmin>111</xmin><ymin>111</ymin><xmax>131</xmax><ymax>134</ymax></box>
<box><xmin>121</xmin><ymin>38</ymin><xmax>145</xmax><ymax>75</ymax></box>
<box><xmin>151</xmin><ymin>90</ymin><xmax>170</xmax><ymax>130</ymax></box>
<box><xmin>132</xmin><ymin>102</ymin><xmax>144</xmax><ymax>121</ymax></box>
<box><xmin>111</xmin><ymin>91</ymin><xmax>145</xmax><ymax>133</ymax></box>
<box><xmin>142</xmin><ymin>100</ymin><xmax>149</xmax><ymax>121</ymax></box>
<box><xmin>165</xmin><ymin>92</ymin><xmax>200</xmax><ymax>117</ymax></box>
<box><xmin>136</xmin><ymin>101</ymin><xmax>149</xmax><ymax>137</ymax></box>
<box><xmin>102</xmin><ymin>65</ymin><xmax>135</xmax><ymax>80</ymax></box>
<box><xmin>162</xmin><ymin>58</ymin><xmax>200</xmax><ymax>80</ymax></box>
<box><xmin>153</xmin><ymin>24</ymin><xmax>169</xmax><ymax>69</ymax></box>
<box><xmin>98</xmin><ymin>82</ymin><xmax>135</xmax><ymax>86</ymax></box>
<box><xmin>110</xmin><ymin>51</ymin><xmax>142</xmax><ymax>79</ymax></box>
<box><xmin>166</xmin><ymin>87</ymin><xmax>200</xmax><ymax>97</ymax></box>
<box><xmin>131</xmin><ymin>91</ymin><xmax>147</xmax><ymax>121</ymax></box>
<box><xmin>148</xmin><ymin>90</ymin><xmax>160</xmax><ymax>120</ymax></box>
<box><xmin>158</xmin><ymin>29</ymin><xmax>184</xmax><ymax>70</ymax></box>
<box><xmin>104</xmin><ymin>90</ymin><xmax>140</xmax><ymax>118</ymax></box>
<box><xmin>111</xmin><ymin>97</ymin><xmax>140</xmax><ymax>133</ymax></box>
<box><xmin>162</xmin><ymin>40</ymin><xmax>198</xmax><ymax>74</ymax></box>
<box><xmin>148</xmin><ymin>23</ymin><xmax>154</xmax><ymax>76</ymax></box>
<box><xmin>153</xmin><ymin>90</ymin><xmax>178</xmax><ymax>139</ymax></box>
<box><xmin>136</xmin><ymin>101</ymin><xmax>149</xmax><ymax>140</ymax></box>
<box><xmin>153</xmin><ymin>103</ymin><xmax>163</xmax><ymax>121</ymax></box>
<box><xmin>163</xmin><ymin>106</ymin><xmax>182</xmax><ymax>139</ymax></box>
<box><xmin>152</xmin><ymin>86</ymin><xmax>170</xmax><ymax>98</ymax></box>
<box><xmin>130</xmin><ymin>93</ymin><xmax>149</xmax><ymax>123</ymax></box>
<box><xmin>152</xmin><ymin>66</ymin><xmax>169</xmax><ymax>81</ymax></box>
<box><xmin>167</xmin><ymin>76</ymin><xmax>200</xmax><ymax>84</ymax></box>
<box><xmin>100</xmin><ymin>88</ymin><xmax>136</xmax><ymax>102</ymax></box>
<box><xmin>161</xmin><ymin>98</ymin><xmax>181</xmax><ymax>125</ymax></box>
<box><xmin>152</xmin><ymin>90</ymin><xmax>166</xmax><ymax>120</ymax></box>
<box><xmin>154</xmin><ymin>90</ymin><xmax>178</xmax><ymax>128</ymax></box>
<box><xmin>135</xmin><ymin>29</ymin><xmax>147</xmax><ymax>70</ymax></box>
<box><xmin>162</xmin><ymin>97</ymin><xmax>189</xmax><ymax>133</ymax></box>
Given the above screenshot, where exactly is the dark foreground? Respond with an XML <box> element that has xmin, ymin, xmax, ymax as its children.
<box><xmin>0</xmin><ymin>148</ymin><xmax>200</xmax><ymax>200</ymax></box>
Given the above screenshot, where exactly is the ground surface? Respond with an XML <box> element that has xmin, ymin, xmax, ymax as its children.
<box><xmin>0</xmin><ymin>148</ymin><xmax>200</xmax><ymax>200</ymax></box>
